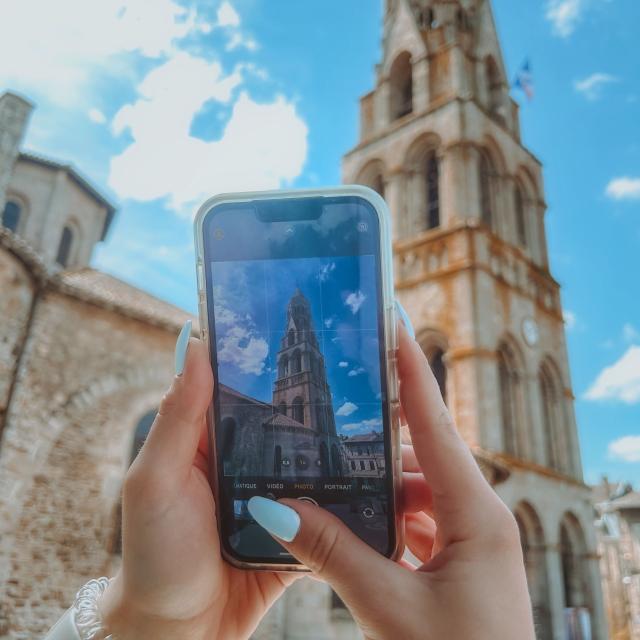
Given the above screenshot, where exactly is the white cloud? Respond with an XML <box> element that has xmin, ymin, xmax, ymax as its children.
<box><xmin>338</xmin><ymin>361</ymin><xmax>349</xmax><ymax>368</ymax></box>
<box><xmin>623</xmin><ymin>324</ymin><xmax>639</xmax><ymax>343</ymax></box>
<box><xmin>217</xmin><ymin>325</ymin><xmax>269</xmax><ymax>375</ymax></box>
<box><xmin>318</xmin><ymin>262</ymin><xmax>336</xmax><ymax>282</ymax></box>
<box><xmin>563</xmin><ymin>310</ymin><xmax>577</xmax><ymax>330</ymax></box>
<box><xmin>324</xmin><ymin>316</ymin><xmax>336</xmax><ymax>328</ymax></box>
<box><xmin>574</xmin><ymin>73</ymin><xmax>618</xmax><ymax>100</ymax></box>
<box><xmin>606</xmin><ymin>177</ymin><xmax>640</xmax><ymax>201</ymax></box>
<box><xmin>336</xmin><ymin>401</ymin><xmax>358</xmax><ymax>417</ymax></box>
<box><xmin>584</xmin><ymin>346</ymin><xmax>640</xmax><ymax>404</ymax></box>
<box><xmin>217</xmin><ymin>1</ymin><xmax>240</xmax><ymax>28</ymax></box>
<box><xmin>88</xmin><ymin>108</ymin><xmax>107</xmax><ymax>124</ymax></box>
<box><xmin>608</xmin><ymin>435</ymin><xmax>640</xmax><ymax>462</ymax></box>
<box><xmin>341</xmin><ymin>418</ymin><xmax>382</xmax><ymax>433</ymax></box>
<box><xmin>226</xmin><ymin>32</ymin><xmax>259</xmax><ymax>52</ymax></box>
<box><xmin>108</xmin><ymin>50</ymin><xmax>308</xmax><ymax>214</ymax></box>
<box><xmin>0</xmin><ymin>0</ymin><xmax>197</xmax><ymax>105</ymax></box>
<box><xmin>345</xmin><ymin>290</ymin><xmax>366</xmax><ymax>314</ymax></box>
<box><xmin>348</xmin><ymin>367</ymin><xmax>365</xmax><ymax>377</ymax></box>
<box><xmin>545</xmin><ymin>0</ymin><xmax>584</xmax><ymax>37</ymax></box>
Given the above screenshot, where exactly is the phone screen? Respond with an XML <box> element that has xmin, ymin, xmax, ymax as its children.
<box><xmin>202</xmin><ymin>195</ymin><xmax>395</xmax><ymax>565</ymax></box>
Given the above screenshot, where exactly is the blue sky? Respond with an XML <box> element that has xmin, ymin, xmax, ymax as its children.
<box><xmin>211</xmin><ymin>255</ymin><xmax>383</xmax><ymax>436</ymax></box>
<box><xmin>2</xmin><ymin>0</ymin><xmax>638</xmax><ymax>484</ymax></box>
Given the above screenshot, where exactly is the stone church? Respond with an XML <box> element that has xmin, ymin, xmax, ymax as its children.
<box><xmin>219</xmin><ymin>287</ymin><xmax>345</xmax><ymax>479</ymax></box>
<box><xmin>0</xmin><ymin>1</ymin><xmax>608</xmax><ymax>639</ymax></box>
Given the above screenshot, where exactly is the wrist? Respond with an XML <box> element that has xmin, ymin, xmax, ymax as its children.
<box><xmin>99</xmin><ymin>573</ymin><xmax>212</xmax><ymax>640</ymax></box>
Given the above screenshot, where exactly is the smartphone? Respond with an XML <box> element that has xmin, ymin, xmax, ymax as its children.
<box><xmin>194</xmin><ymin>186</ymin><xmax>403</xmax><ymax>571</ymax></box>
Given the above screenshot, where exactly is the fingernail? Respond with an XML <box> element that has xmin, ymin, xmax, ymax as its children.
<box><xmin>247</xmin><ymin>496</ymin><xmax>301</xmax><ymax>542</ymax></box>
<box><xmin>175</xmin><ymin>320</ymin><xmax>192</xmax><ymax>376</ymax></box>
<box><xmin>395</xmin><ymin>300</ymin><xmax>415</xmax><ymax>340</ymax></box>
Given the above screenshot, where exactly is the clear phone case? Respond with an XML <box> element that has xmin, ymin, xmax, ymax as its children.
<box><xmin>193</xmin><ymin>185</ymin><xmax>404</xmax><ymax>571</ymax></box>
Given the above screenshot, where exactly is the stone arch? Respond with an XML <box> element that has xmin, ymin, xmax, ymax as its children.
<box><xmin>559</xmin><ymin>512</ymin><xmax>593</xmax><ymax>630</ymax></box>
<box><xmin>538</xmin><ymin>356</ymin><xmax>571</xmax><ymax>475</ymax></box>
<box><xmin>405</xmin><ymin>133</ymin><xmax>443</xmax><ymax>234</ymax></box>
<box><xmin>389</xmin><ymin>51</ymin><xmax>413</xmax><ymax>120</ymax></box>
<box><xmin>355</xmin><ymin>158</ymin><xmax>387</xmax><ymax>198</ymax></box>
<box><xmin>514</xmin><ymin>501</ymin><xmax>551</xmax><ymax>639</ymax></box>
<box><xmin>418</xmin><ymin>328</ymin><xmax>449</xmax><ymax>405</ymax></box>
<box><xmin>496</xmin><ymin>335</ymin><xmax>529</xmax><ymax>459</ymax></box>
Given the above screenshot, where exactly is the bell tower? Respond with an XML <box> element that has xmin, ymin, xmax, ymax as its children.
<box><xmin>272</xmin><ymin>288</ymin><xmax>337</xmax><ymax>437</ymax></box>
<box><xmin>343</xmin><ymin>1</ymin><xmax>607</xmax><ymax>638</ymax></box>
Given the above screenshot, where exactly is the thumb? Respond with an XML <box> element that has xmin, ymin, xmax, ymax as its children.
<box><xmin>247</xmin><ymin>496</ymin><xmax>402</xmax><ymax>618</ymax></box>
<box><xmin>133</xmin><ymin>321</ymin><xmax>213</xmax><ymax>487</ymax></box>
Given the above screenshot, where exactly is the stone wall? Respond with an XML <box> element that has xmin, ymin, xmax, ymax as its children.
<box><xmin>0</xmin><ymin>245</ymin><xmax>180</xmax><ymax>638</ymax></box>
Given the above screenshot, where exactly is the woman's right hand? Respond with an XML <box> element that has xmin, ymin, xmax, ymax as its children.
<box><xmin>247</xmin><ymin>323</ymin><xmax>535</xmax><ymax>640</ymax></box>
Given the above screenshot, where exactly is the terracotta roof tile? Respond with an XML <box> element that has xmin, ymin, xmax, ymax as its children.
<box><xmin>53</xmin><ymin>267</ymin><xmax>195</xmax><ymax>332</ymax></box>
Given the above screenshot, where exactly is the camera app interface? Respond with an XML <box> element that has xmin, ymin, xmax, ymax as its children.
<box><xmin>207</xmin><ymin>199</ymin><xmax>392</xmax><ymax>562</ymax></box>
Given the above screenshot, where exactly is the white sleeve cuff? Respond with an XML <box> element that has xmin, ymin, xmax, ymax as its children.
<box><xmin>43</xmin><ymin>608</ymin><xmax>81</xmax><ymax>640</ymax></box>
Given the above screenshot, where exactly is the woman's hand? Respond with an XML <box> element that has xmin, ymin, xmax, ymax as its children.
<box><xmin>247</xmin><ymin>323</ymin><xmax>535</xmax><ymax>640</ymax></box>
<box><xmin>99</xmin><ymin>323</ymin><xmax>297</xmax><ymax>640</ymax></box>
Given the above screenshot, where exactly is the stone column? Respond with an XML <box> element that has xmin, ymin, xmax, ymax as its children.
<box><xmin>585</xmin><ymin>552</ymin><xmax>609</xmax><ymax>640</ymax></box>
<box><xmin>384</xmin><ymin>168</ymin><xmax>406</xmax><ymax>242</ymax></box>
<box><xmin>544</xmin><ymin>543</ymin><xmax>567</xmax><ymax>640</ymax></box>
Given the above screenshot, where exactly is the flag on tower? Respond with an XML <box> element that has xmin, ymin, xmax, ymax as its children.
<box><xmin>513</xmin><ymin>59</ymin><xmax>534</xmax><ymax>101</ymax></box>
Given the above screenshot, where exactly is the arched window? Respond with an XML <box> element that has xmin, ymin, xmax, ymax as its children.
<box><xmin>514</xmin><ymin>185</ymin><xmax>527</xmax><ymax>247</ymax></box>
<box><xmin>390</xmin><ymin>52</ymin><xmax>413</xmax><ymax>120</ymax></box>
<box><xmin>278</xmin><ymin>354</ymin><xmax>289</xmax><ymax>378</ymax></box>
<box><xmin>315</xmin><ymin>405</ymin><xmax>325</xmax><ymax>432</ymax></box>
<box><xmin>418</xmin><ymin>7</ymin><xmax>435</xmax><ymax>29</ymax></box>
<box><xmin>486</xmin><ymin>57</ymin><xmax>503</xmax><ymax>117</ymax></box>
<box><xmin>292</xmin><ymin>397</ymin><xmax>304</xmax><ymax>424</ymax></box>
<box><xmin>277</xmin><ymin>402</ymin><xmax>287</xmax><ymax>416</ymax></box>
<box><xmin>131</xmin><ymin>410</ymin><xmax>156</xmax><ymax>463</ymax></box>
<box><xmin>426</xmin><ymin>151</ymin><xmax>440</xmax><ymax>229</ymax></box>
<box><xmin>479</xmin><ymin>153</ymin><xmax>494</xmax><ymax>229</ymax></box>
<box><xmin>559</xmin><ymin>514</ymin><xmax>591</xmax><ymax>625</ymax></box>
<box><xmin>429</xmin><ymin>348</ymin><xmax>447</xmax><ymax>404</ymax></box>
<box><xmin>291</xmin><ymin>349</ymin><xmax>302</xmax><ymax>374</ymax></box>
<box><xmin>113</xmin><ymin>409</ymin><xmax>156</xmax><ymax>554</ymax></box>
<box><xmin>539</xmin><ymin>362</ymin><xmax>569</xmax><ymax>474</ymax></box>
<box><xmin>497</xmin><ymin>342</ymin><xmax>524</xmax><ymax>458</ymax></box>
<box><xmin>2</xmin><ymin>200</ymin><xmax>21</xmax><ymax>233</ymax></box>
<box><xmin>287</xmin><ymin>329</ymin><xmax>295</xmax><ymax>346</ymax></box>
<box><xmin>56</xmin><ymin>225</ymin><xmax>74</xmax><ymax>268</ymax></box>
<box><xmin>514</xmin><ymin>503</ymin><xmax>551</xmax><ymax>639</ymax></box>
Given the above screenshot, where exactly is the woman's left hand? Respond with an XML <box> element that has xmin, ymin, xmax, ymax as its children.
<box><xmin>99</xmin><ymin>329</ymin><xmax>298</xmax><ymax>639</ymax></box>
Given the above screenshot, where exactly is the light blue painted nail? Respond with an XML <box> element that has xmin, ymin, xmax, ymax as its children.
<box><xmin>175</xmin><ymin>320</ymin><xmax>192</xmax><ymax>376</ymax></box>
<box><xmin>247</xmin><ymin>496</ymin><xmax>301</xmax><ymax>542</ymax></box>
<box><xmin>395</xmin><ymin>299</ymin><xmax>415</xmax><ymax>340</ymax></box>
